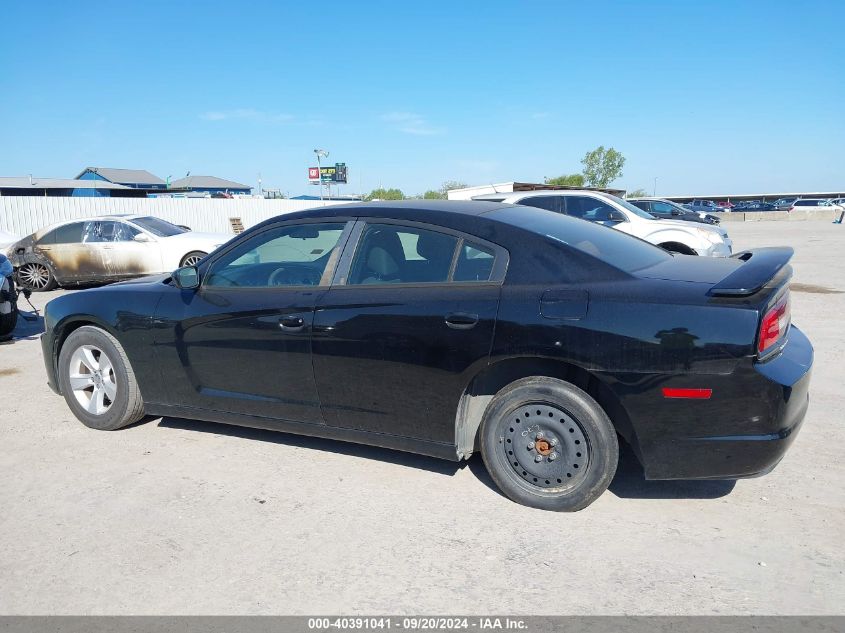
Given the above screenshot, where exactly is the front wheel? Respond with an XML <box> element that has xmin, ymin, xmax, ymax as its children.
<box><xmin>480</xmin><ymin>377</ymin><xmax>619</xmax><ymax>511</ymax></box>
<box><xmin>57</xmin><ymin>326</ymin><xmax>145</xmax><ymax>430</ymax></box>
<box><xmin>180</xmin><ymin>251</ymin><xmax>207</xmax><ymax>267</ymax></box>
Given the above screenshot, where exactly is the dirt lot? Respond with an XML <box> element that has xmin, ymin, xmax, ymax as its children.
<box><xmin>0</xmin><ymin>220</ymin><xmax>842</xmax><ymax>615</ymax></box>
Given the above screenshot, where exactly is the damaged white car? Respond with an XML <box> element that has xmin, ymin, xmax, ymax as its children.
<box><xmin>8</xmin><ymin>215</ymin><xmax>232</xmax><ymax>291</ymax></box>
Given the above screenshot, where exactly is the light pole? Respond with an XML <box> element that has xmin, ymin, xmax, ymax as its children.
<box><xmin>653</xmin><ymin>177</ymin><xmax>658</xmax><ymax>196</ymax></box>
<box><xmin>314</xmin><ymin>149</ymin><xmax>329</xmax><ymax>203</ymax></box>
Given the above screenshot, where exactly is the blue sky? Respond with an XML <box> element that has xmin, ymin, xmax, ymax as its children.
<box><xmin>1</xmin><ymin>0</ymin><xmax>843</xmax><ymax>196</ymax></box>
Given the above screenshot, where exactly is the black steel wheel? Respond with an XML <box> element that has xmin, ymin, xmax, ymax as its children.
<box><xmin>481</xmin><ymin>377</ymin><xmax>618</xmax><ymax>511</ymax></box>
<box><xmin>17</xmin><ymin>261</ymin><xmax>57</xmax><ymax>291</ymax></box>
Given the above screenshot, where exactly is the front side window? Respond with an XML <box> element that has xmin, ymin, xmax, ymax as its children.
<box><xmin>565</xmin><ymin>196</ymin><xmax>620</xmax><ymax>222</ymax></box>
<box><xmin>205</xmin><ymin>222</ymin><xmax>346</xmax><ymax>288</ymax></box>
<box><xmin>82</xmin><ymin>221</ymin><xmax>140</xmax><ymax>243</ymax></box>
<box><xmin>651</xmin><ymin>201</ymin><xmax>677</xmax><ymax>215</ymax></box>
<box><xmin>348</xmin><ymin>224</ymin><xmax>458</xmax><ymax>285</ymax></box>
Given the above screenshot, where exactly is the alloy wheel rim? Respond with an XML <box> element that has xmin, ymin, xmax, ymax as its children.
<box><xmin>182</xmin><ymin>254</ymin><xmax>204</xmax><ymax>267</ymax></box>
<box><xmin>68</xmin><ymin>345</ymin><xmax>117</xmax><ymax>415</ymax></box>
<box><xmin>19</xmin><ymin>263</ymin><xmax>50</xmax><ymax>289</ymax></box>
<box><xmin>499</xmin><ymin>403</ymin><xmax>591</xmax><ymax>490</ymax></box>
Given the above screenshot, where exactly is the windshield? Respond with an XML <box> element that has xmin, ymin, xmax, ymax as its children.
<box><xmin>600</xmin><ymin>193</ymin><xmax>656</xmax><ymax>219</ymax></box>
<box><xmin>491</xmin><ymin>205</ymin><xmax>671</xmax><ymax>273</ymax></box>
<box><xmin>129</xmin><ymin>216</ymin><xmax>188</xmax><ymax>237</ymax></box>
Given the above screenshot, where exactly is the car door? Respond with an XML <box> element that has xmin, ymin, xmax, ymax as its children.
<box><xmin>154</xmin><ymin>220</ymin><xmax>353</xmax><ymax>422</ymax></box>
<box><xmin>312</xmin><ymin>220</ymin><xmax>505</xmax><ymax>446</ymax></box>
<box><xmin>91</xmin><ymin>220</ymin><xmax>163</xmax><ymax>279</ymax></box>
<box><xmin>41</xmin><ymin>221</ymin><xmax>102</xmax><ymax>283</ymax></box>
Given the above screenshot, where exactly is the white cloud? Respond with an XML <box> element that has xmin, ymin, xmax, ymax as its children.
<box><xmin>200</xmin><ymin>109</ymin><xmax>294</xmax><ymax>123</ymax></box>
<box><xmin>380</xmin><ymin>112</ymin><xmax>443</xmax><ymax>136</ymax></box>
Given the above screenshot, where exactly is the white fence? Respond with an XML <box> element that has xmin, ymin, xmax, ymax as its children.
<box><xmin>0</xmin><ymin>197</ymin><xmax>353</xmax><ymax>238</ymax></box>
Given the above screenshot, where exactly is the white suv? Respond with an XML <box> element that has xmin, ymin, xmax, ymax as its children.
<box><xmin>474</xmin><ymin>190</ymin><xmax>732</xmax><ymax>257</ymax></box>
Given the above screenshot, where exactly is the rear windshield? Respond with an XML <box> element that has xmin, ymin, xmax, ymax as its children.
<box><xmin>129</xmin><ymin>216</ymin><xmax>187</xmax><ymax>237</ymax></box>
<box><xmin>490</xmin><ymin>205</ymin><xmax>671</xmax><ymax>273</ymax></box>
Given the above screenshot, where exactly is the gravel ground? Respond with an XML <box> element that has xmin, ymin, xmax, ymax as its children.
<box><xmin>0</xmin><ymin>220</ymin><xmax>842</xmax><ymax>615</ymax></box>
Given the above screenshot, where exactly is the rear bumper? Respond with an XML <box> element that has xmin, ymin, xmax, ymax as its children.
<box><xmin>625</xmin><ymin>325</ymin><xmax>813</xmax><ymax>480</ymax></box>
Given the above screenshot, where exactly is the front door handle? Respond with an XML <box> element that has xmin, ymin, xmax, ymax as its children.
<box><xmin>445</xmin><ymin>312</ymin><xmax>479</xmax><ymax>330</ymax></box>
<box><xmin>279</xmin><ymin>316</ymin><xmax>306</xmax><ymax>332</ymax></box>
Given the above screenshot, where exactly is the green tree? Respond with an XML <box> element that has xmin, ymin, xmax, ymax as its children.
<box><xmin>366</xmin><ymin>187</ymin><xmax>405</xmax><ymax>201</ymax></box>
<box><xmin>581</xmin><ymin>146</ymin><xmax>625</xmax><ymax>188</ymax></box>
<box><xmin>626</xmin><ymin>188</ymin><xmax>649</xmax><ymax>199</ymax></box>
<box><xmin>423</xmin><ymin>190</ymin><xmax>444</xmax><ymax>199</ymax></box>
<box><xmin>544</xmin><ymin>173</ymin><xmax>585</xmax><ymax>187</ymax></box>
<box><xmin>439</xmin><ymin>180</ymin><xmax>468</xmax><ymax>196</ymax></box>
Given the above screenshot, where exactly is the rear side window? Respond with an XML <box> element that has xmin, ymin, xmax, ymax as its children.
<box><xmin>453</xmin><ymin>242</ymin><xmax>495</xmax><ymax>282</ymax></box>
<box><xmin>518</xmin><ymin>196</ymin><xmax>562</xmax><ymax>213</ymax></box>
<box><xmin>490</xmin><ymin>206</ymin><xmax>670</xmax><ymax>273</ymax></box>
<box><xmin>43</xmin><ymin>222</ymin><xmax>84</xmax><ymax>244</ymax></box>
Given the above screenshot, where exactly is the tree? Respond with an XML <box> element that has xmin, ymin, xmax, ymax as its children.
<box><xmin>439</xmin><ymin>180</ymin><xmax>468</xmax><ymax>196</ymax></box>
<box><xmin>581</xmin><ymin>146</ymin><xmax>625</xmax><ymax>188</ymax></box>
<box><xmin>544</xmin><ymin>173</ymin><xmax>584</xmax><ymax>187</ymax></box>
<box><xmin>626</xmin><ymin>188</ymin><xmax>649</xmax><ymax>199</ymax></box>
<box><xmin>423</xmin><ymin>190</ymin><xmax>444</xmax><ymax>199</ymax></box>
<box><xmin>365</xmin><ymin>187</ymin><xmax>405</xmax><ymax>201</ymax></box>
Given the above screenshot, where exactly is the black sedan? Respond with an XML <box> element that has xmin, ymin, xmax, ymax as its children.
<box><xmin>40</xmin><ymin>201</ymin><xmax>813</xmax><ymax>511</ymax></box>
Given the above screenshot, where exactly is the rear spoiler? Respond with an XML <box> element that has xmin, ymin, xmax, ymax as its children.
<box><xmin>707</xmin><ymin>247</ymin><xmax>793</xmax><ymax>297</ymax></box>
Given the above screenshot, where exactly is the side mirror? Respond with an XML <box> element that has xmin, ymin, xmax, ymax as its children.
<box><xmin>134</xmin><ymin>233</ymin><xmax>151</xmax><ymax>243</ymax></box>
<box><xmin>173</xmin><ymin>266</ymin><xmax>199</xmax><ymax>289</ymax></box>
<box><xmin>608</xmin><ymin>210</ymin><xmax>626</xmax><ymax>223</ymax></box>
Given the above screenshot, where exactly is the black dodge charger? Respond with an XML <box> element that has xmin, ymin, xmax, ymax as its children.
<box><xmin>40</xmin><ymin>201</ymin><xmax>813</xmax><ymax>511</ymax></box>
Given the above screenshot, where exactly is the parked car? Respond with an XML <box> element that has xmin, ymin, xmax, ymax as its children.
<box><xmin>8</xmin><ymin>215</ymin><xmax>232</xmax><ymax>291</ymax></box>
<box><xmin>683</xmin><ymin>200</ymin><xmax>723</xmax><ymax>214</ymax></box>
<box><xmin>789</xmin><ymin>199</ymin><xmax>844</xmax><ymax>212</ymax></box>
<box><xmin>771</xmin><ymin>197</ymin><xmax>798</xmax><ymax>210</ymax></box>
<box><xmin>40</xmin><ymin>201</ymin><xmax>812</xmax><ymax>511</ymax></box>
<box><xmin>473</xmin><ymin>190</ymin><xmax>731</xmax><ymax>256</ymax></box>
<box><xmin>716</xmin><ymin>201</ymin><xmax>734</xmax><ymax>210</ymax></box>
<box><xmin>741</xmin><ymin>202</ymin><xmax>778</xmax><ymax>212</ymax></box>
<box><xmin>0</xmin><ymin>253</ymin><xmax>19</xmax><ymax>337</ymax></box>
<box><xmin>629</xmin><ymin>198</ymin><xmax>721</xmax><ymax>225</ymax></box>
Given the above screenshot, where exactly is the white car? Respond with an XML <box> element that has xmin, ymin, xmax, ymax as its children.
<box><xmin>8</xmin><ymin>215</ymin><xmax>232</xmax><ymax>291</ymax></box>
<box><xmin>473</xmin><ymin>190</ymin><xmax>732</xmax><ymax>257</ymax></box>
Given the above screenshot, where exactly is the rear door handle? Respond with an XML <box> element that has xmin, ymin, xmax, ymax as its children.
<box><xmin>445</xmin><ymin>312</ymin><xmax>479</xmax><ymax>330</ymax></box>
<box><xmin>279</xmin><ymin>316</ymin><xmax>306</xmax><ymax>332</ymax></box>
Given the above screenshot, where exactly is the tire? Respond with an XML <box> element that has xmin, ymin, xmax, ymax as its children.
<box><xmin>180</xmin><ymin>251</ymin><xmax>207</xmax><ymax>267</ymax></box>
<box><xmin>17</xmin><ymin>261</ymin><xmax>58</xmax><ymax>291</ymax></box>
<box><xmin>0</xmin><ymin>277</ymin><xmax>17</xmax><ymax>338</ymax></box>
<box><xmin>480</xmin><ymin>376</ymin><xmax>619</xmax><ymax>512</ymax></box>
<box><xmin>57</xmin><ymin>326</ymin><xmax>145</xmax><ymax>431</ymax></box>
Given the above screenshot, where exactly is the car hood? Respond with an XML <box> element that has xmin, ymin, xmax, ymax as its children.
<box><xmin>162</xmin><ymin>231</ymin><xmax>232</xmax><ymax>245</ymax></box>
<box><xmin>111</xmin><ymin>273</ymin><xmax>171</xmax><ymax>287</ymax></box>
<box><xmin>637</xmin><ymin>253</ymin><xmax>742</xmax><ymax>284</ymax></box>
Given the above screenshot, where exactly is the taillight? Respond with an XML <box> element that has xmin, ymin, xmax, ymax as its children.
<box><xmin>758</xmin><ymin>290</ymin><xmax>790</xmax><ymax>355</ymax></box>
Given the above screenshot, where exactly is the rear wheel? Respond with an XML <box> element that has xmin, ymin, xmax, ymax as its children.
<box><xmin>180</xmin><ymin>251</ymin><xmax>207</xmax><ymax>267</ymax></box>
<box><xmin>17</xmin><ymin>261</ymin><xmax>57</xmax><ymax>291</ymax></box>
<box><xmin>57</xmin><ymin>326</ymin><xmax>145</xmax><ymax>430</ymax></box>
<box><xmin>480</xmin><ymin>377</ymin><xmax>619</xmax><ymax>511</ymax></box>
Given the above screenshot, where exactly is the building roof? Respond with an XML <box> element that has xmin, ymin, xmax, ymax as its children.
<box><xmin>76</xmin><ymin>167</ymin><xmax>165</xmax><ymax>185</ymax></box>
<box><xmin>171</xmin><ymin>175</ymin><xmax>251</xmax><ymax>190</ymax></box>
<box><xmin>0</xmin><ymin>177</ymin><xmax>130</xmax><ymax>190</ymax></box>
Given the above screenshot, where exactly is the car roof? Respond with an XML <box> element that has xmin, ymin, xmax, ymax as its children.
<box><xmin>472</xmin><ymin>189</ymin><xmax>608</xmax><ymax>201</ymax></box>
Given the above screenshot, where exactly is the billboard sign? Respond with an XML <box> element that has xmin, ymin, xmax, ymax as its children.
<box><xmin>308</xmin><ymin>163</ymin><xmax>347</xmax><ymax>184</ymax></box>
